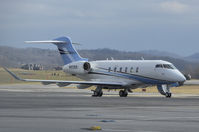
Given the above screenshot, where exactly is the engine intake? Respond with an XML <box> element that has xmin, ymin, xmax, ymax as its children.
<box><xmin>83</xmin><ymin>62</ymin><xmax>91</xmax><ymax>71</ymax></box>
<box><xmin>63</xmin><ymin>61</ymin><xmax>92</xmax><ymax>74</ymax></box>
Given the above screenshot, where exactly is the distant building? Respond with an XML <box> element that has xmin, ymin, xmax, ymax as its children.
<box><xmin>54</xmin><ymin>66</ymin><xmax>62</xmax><ymax>70</ymax></box>
<box><xmin>21</xmin><ymin>64</ymin><xmax>43</xmax><ymax>70</ymax></box>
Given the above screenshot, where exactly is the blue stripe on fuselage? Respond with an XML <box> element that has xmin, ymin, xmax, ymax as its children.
<box><xmin>90</xmin><ymin>69</ymin><xmax>174</xmax><ymax>85</ymax></box>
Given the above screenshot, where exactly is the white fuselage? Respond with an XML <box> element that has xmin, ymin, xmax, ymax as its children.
<box><xmin>63</xmin><ymin>60</ymin><xmax>186</xmax><ymax>89</ymax></box>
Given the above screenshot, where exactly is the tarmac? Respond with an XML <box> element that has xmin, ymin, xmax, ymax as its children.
<box><xmin>0</xmin><ymin>84</ymin><xmax>199</xmax><ymax>132</ymax></box>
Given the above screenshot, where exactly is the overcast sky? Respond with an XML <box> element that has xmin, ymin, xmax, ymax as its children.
<box><xmin>0</xmin><ymin>0</ymin><xmax>199</xmax><ymax>56</ymax></box>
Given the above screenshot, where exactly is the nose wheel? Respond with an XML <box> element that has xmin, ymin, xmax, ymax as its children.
<box><xmin>165</xmin><ymin>92</ymin><xmax>172</xmax><ymax>98</ymax></box>
<box><xmin>119</xmin><ymin>90</ymin><xmax>128</xmax><ymax>97</ymax></box>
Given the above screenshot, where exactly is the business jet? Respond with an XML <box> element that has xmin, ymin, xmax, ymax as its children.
<box><xmin>4</xmin><ymin>36</ymin><xmax>198</xmax><ymax>98</ymax></box>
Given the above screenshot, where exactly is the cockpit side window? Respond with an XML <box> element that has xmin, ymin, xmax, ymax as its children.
<box><xmin>171</xmin><ymin>64</ymin><xmax>176</xmax><ymax>69</ymax></box>
<box><xmin>155</xmin><ymin>64</ymin><xmax>163</xmax><ymax>68</ymax></box>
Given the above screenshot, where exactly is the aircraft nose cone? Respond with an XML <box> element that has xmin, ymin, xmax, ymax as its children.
<box><xmin>178</xmin><ymin>73</ymin><xmax>186</xmax><ymax>82</ymax></box>
<box><xmin>177</xmin><ymin>74</ymin><xmax>186</xmax><ymax>86</ymax></box>
<box><xmin>174</xmin><ymin>70</ymin><xmax>186</xmax><ymax>82</ymax></box>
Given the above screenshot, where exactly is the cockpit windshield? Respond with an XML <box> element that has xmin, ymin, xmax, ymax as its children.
<box><xmin>155</xmin><ymin>64</ymin><xmax>175</xmax><ymax>69</ymax></box>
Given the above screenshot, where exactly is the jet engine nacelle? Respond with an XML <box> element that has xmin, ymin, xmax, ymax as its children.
<box><xmin>63</xmin><ymin>61</ymin><xmax>92</xmax><ymax>75</ymax></box>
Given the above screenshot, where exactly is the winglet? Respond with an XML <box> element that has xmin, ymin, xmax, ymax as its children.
<box><xmin>3</xmin><ymin>67</ymin><xmax>24</xmax><ymax>81</ymax></box>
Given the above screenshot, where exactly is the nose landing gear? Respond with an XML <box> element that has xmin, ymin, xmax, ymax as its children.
<box><xmin>165</xmin><ymin>92</ymin><xmax>172</xmax><ymax>98</ymax></box>
<box><xmin>157</xmin><ymin>84</ymin><xmax>172</xmax><ymax>98</ymax></box>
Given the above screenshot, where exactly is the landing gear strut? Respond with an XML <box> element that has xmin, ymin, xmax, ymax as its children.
<box><xmin>92</xmin><ymin>86</ymin><xmax>103</xmax><ymax>97</ymax></box>
<box><xmin>157</xmin><ymin>84</ymin><xmax>172</xmax><ymax>98</ymax></box>
<box><xmin>119</xmin><ymin>90</ymin><xmax>128</xmax><ymax>97</ymax></box>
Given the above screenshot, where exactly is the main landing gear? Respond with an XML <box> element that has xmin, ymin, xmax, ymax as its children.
<box><xmin>92</xmin><ymin>87</ymin><xmax>132</xmax><ymax>97</ymax></box>
<box><xmin>119</xmin><ymin>90</ymin><xmax>128</xmax><ymax>97</ymax></box>
<box><xmin>92</xmin><ymin>86</ymin><xmax>103</xmax><ymax>97</ymax></box>
<box><xmin>119</xmin><ymin>89</ymin><xmax>132</xmax><ymax>97</ymax></box>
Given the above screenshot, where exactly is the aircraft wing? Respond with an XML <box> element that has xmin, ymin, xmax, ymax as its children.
<box><xmin>3</xmin><ymin>67</ymin><xmax>124</xmax><ymax>87</ymax></box>
<box><xmin>183</xmin><ymin>80</ymin><xmax>199</xmax><ymax>85</ymax></box>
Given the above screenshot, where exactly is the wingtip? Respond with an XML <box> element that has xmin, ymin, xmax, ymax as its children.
<box><xmin>3</xmin><ymin>67</ymin><xmax>23</xmax><ymax>81</ymax></box>
<box><xmin>2</xmin><ymin>66</ymin><xmax>8</xmax><ymax>72</ymax></box>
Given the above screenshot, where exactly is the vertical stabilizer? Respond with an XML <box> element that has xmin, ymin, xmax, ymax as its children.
<box><xmin>54</xmin><ymin>37</ymin><xmax>87</xmax><ymax>64</ymax></box>
<box><xmin>25</xmin><ymin>36</ymin><xmax>88</xmax><ymax>65</ymax></box>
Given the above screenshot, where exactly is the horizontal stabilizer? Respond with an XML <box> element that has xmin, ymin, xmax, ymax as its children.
<box><xmin>25</xmin><ymin>40</ymin><xmax>81</xmax><ymax>45</ymax></box>
<box><xmin>25</xmin><ymin>40</ymin><xmax>66</xmax><ymax>44</ymax></box>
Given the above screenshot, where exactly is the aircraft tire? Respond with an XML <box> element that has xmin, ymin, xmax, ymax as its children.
<box><xmin>165</xmin><ymin>92</ymin><xmax>172</xmax><ymax>98</ymax></box>
<box><xmin>92</xmin><ymin>91</ymin><xmax>103</xmax><ymax>97</ymax></box>
<box><xmin>92</xmin><ymin>91</ymin><xmax>98</xmax><ymax>97</ymax></box>
<box><xmin>124</xmin><ymin>91</ymin><xmax>128</xmax><ymax>97</ymax></box>
<box><xmin>119</xmin><ymin>90</ymin><xmax>124</xmax><ymax>97</ymax></box>
<box><xmin>119</xmin><ymin>90</ymin><xmax>128</xmax><ymax>97</ymax></box>
<box><xmin>98</xmin><ymin>91</ymin><xmax>103</xmax><ymax>97</ymax></box>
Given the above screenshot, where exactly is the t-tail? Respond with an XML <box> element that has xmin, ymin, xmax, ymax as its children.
<box><xmin>25</xmin><ymin>36</ymin><xmax>88</xmax><ymax>65</ymax></box>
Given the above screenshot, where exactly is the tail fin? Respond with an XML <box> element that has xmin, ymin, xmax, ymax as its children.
<box><xmin>26</xmin><ymin>36</ymin><xmax>87</xmax><ymax>65</ymax></box>
<box><xmin>54</xmin><ymin>37</ymin><xmax>87</xmax><ymax>64</ymax></box>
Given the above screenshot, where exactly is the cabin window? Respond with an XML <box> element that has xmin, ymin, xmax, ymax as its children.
<box><xmin>136</xmin><ymin>67</ymin><xmax>139</xmax><ymax>73</ymax></box>
<box><xmin>108</xmin><ymin>67</ymin><xmax>111</xmax><ymax>72</ymax></box>
<box><xmin>130</xmin><ymin>67</ymin><xmax>133</xmax><ymax>73</ymax></box>
<box><xmin>119</xmin><ymin>67</ymin><xmax>122</xmax><ymax>72</ymax></box>
<box><xmin>114</xmin><ymin>67</ymin><xmax>117</xmax><ymax>72</ymax></box>
<box><xmin>125</xmin><ymin>67</ymin><xmax>128</xmax><ymax>73</ymax></box>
